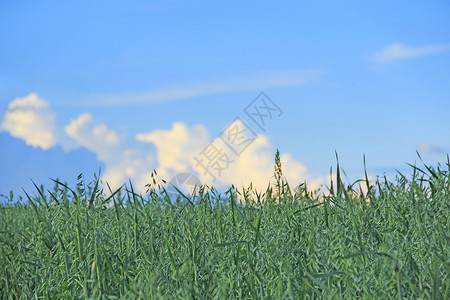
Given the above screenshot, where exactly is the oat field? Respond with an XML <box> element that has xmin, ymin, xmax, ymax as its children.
<box><xmin>1</xmin><ymin>156</ymin><xmax>448</xmax><ymax>299</ymax></box>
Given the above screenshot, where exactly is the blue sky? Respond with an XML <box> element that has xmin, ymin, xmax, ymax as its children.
<box><xmin>1</xmin><ymin>0</ymin><xmax>449</xmax><ymax>199</ymax></box>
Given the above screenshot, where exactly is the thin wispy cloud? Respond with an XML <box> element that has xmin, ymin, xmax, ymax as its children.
<box><xmin>79</xmin><ymin>69</ymin><xmax>322</xmax><ymax>107</ymax></box>
<box><xmin>370</xmin><ymin>43</ymin><xmax>450</xmax><ymax>63</ymax></box>
<box><xmin>417</xmin><ymin>142</ymin><xmax>448</xmax><ymax>154</ymax></box>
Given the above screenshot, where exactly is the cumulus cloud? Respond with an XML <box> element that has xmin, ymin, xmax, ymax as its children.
<box><xmin>136</xmin><ymin>120</ymin><xmax>322</xmax><ymax>196</ymax></box>
<box><xmin>100</xmin><ymin>147</ymin><xmax>156</xmax><ymax>192</ymax></box>
<box><xmin>1</xmin><ymin>94</ymin><xmax>325</xmax><ymax>196</ymax></box>
<box><xmin>64</xmin><ymin>115</ymin><xmax>211</xmax><ymax>194</ymax></box>
<box><xmin>64</xmin><ymin>113</ymin><xmax>158</xmax><ymax>192</ymax></box>
<box><xmin>198</xmin><ymin>134</ymin><xmax>275</xmax><ymax>190</ymax></box>
<box><xmin>227</xmin><ymin>138</ymin><xmax>310</xmax><ymax>192</ymax></box>
<box><xmin>1</xmin><ymin>93</ymin><xmax>57</xmax><ymax>150</ymax></box>
<box><xmin>136</xmin><ymin>122</ymin><xmax>209</xmax><ymax>181</ymax></box>
<box><xmin>370</xmin><ymin>43</ymin><xmax>450</xmax><ymax>63</ymax></box>
<box><xmin>174</xmin><ymin>117</ymin><xmax>317</xmax><ymax>193</ymax></box>
<box><xmin>65</xmin><ymin>113</ymin><xmax>123</xmax><ymax>161</ymax></box>
<box><xmin>417</xmin><ymin>142</ymin><xmax>447</xmax><ymax>154</ymax></box>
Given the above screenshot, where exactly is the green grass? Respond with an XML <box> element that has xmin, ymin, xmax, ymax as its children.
<box><xmin>0</xmin><ymin>155</ymin><xmax>448</xmax><ymax>299</ymax></box>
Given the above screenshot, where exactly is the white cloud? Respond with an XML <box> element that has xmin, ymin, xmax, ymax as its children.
<box><xmin>64</xmin><ymin>113</ymin><xmax>158</xmax><ymax>192</ymax></box>
<box><xmin>64</xmin><ymin>115</ymin><xmax>210</xmax><ymax>194</ymax></box>
<box><xmin>202</xmin><ymin>134</ymin><xmax>275</xmax><ymax>191</ymax></box>
<box><xmin>0</xmin><ymin>93</ymin><xmax>58</xmax><ymax>150</ymax></box>
<box><xmin>65</xmin><ymin>113</ymin><xmax>123</xmax><ymax>161</ymax></box>
<box><xmin>185</xmin><ymin>124</ymin><xmax>317</xmax><ymax>194</ymax></box>
<box><xmin>136</xmin><ymin>122</ymin><xmax>210</xmax><ymax>181</ymax></box>
<box><xmin>136</xmin><ymin>120</ymin><xmax>322</xmax><ymax>196</ymax></box>
<box><xmin>80</xmin><ymin>69</ymin><xmax>322</xmax><ymax>106</ymax></box>
<box><xmin>417</xmin><ymin>142</ymin><xmax>447</xmax><ymax>154</ymax></box>
<box><xmin>1</xmin><ymin>94</ymin><xmax>326</xmax><ymax>197</ymax></box>
<box><xmin>225</xmin><ymin>138</ymin><xmax>311</xmax><ymax>193</ymax></box>
<box><xmin>101</xmin><ymin>147</ymin><xmax>156</xmax><ymax>192</ymax></box>
<box><xmin>370</xmin><ymin>43</ymin><xmax>450</xmax><ymax>63</ymax></box>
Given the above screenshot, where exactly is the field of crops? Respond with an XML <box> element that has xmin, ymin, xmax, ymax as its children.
<box><xmin>1</xmin><ymin>157</ymin><xmax>448</xmax><ymax>299</ymax></box>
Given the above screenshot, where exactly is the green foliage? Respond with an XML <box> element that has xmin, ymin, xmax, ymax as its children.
<box><xmin>0</xmin><ymin>157</ymin><xmax>448</xmax><ymax>299</ymax></box>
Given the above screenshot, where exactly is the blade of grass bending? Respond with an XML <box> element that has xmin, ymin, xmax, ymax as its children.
<box><xmin>103</xmin><ymin>184</ymin><xmax>125</xmax><ymax>205</ymax></box>
<box><xmin>49</xmin><ymin>178</ymin><xmax>79</xmax><ymax>203</ymax></box>
<box><xmin>419</xmin><ymin>161</ymin><xmax>440</xmax><ymax>181</ymax></box>
<box><xmin>171</xmin><ymin>184</ymin><xmax>194</xmax><ymax>206</ymax></box>
<box><xmin>405</xmin><ymin>163</ymin><xmax>427</xmax><ymax>177</ymax></box>
<box><xmin>294</xmin><ymin>202</ymin><xmax>324</xmax><ymax>214</ymax></box>
<box><xmin>31</xmin><ymin>179</ymin><xmax>49</xmax><ymax>209</ymax></box>
<box><xmin>335</xmin><ymin>151</ymin><xmax>342</xmax><ymax>198</ymax></box>
<box><xmin>46</xmin><ymin>189</ymin><xmax>60</xmax><ymax>205</ymax></box>
<box><xmin>88</xmin><ymin>175</ymin><xmax>100</xmax><ymax>208</ymax></box>
<box><xmin>22</xmin><ymin>189</ymin><xmax>41</xmax><ymax>221</ymax></box>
